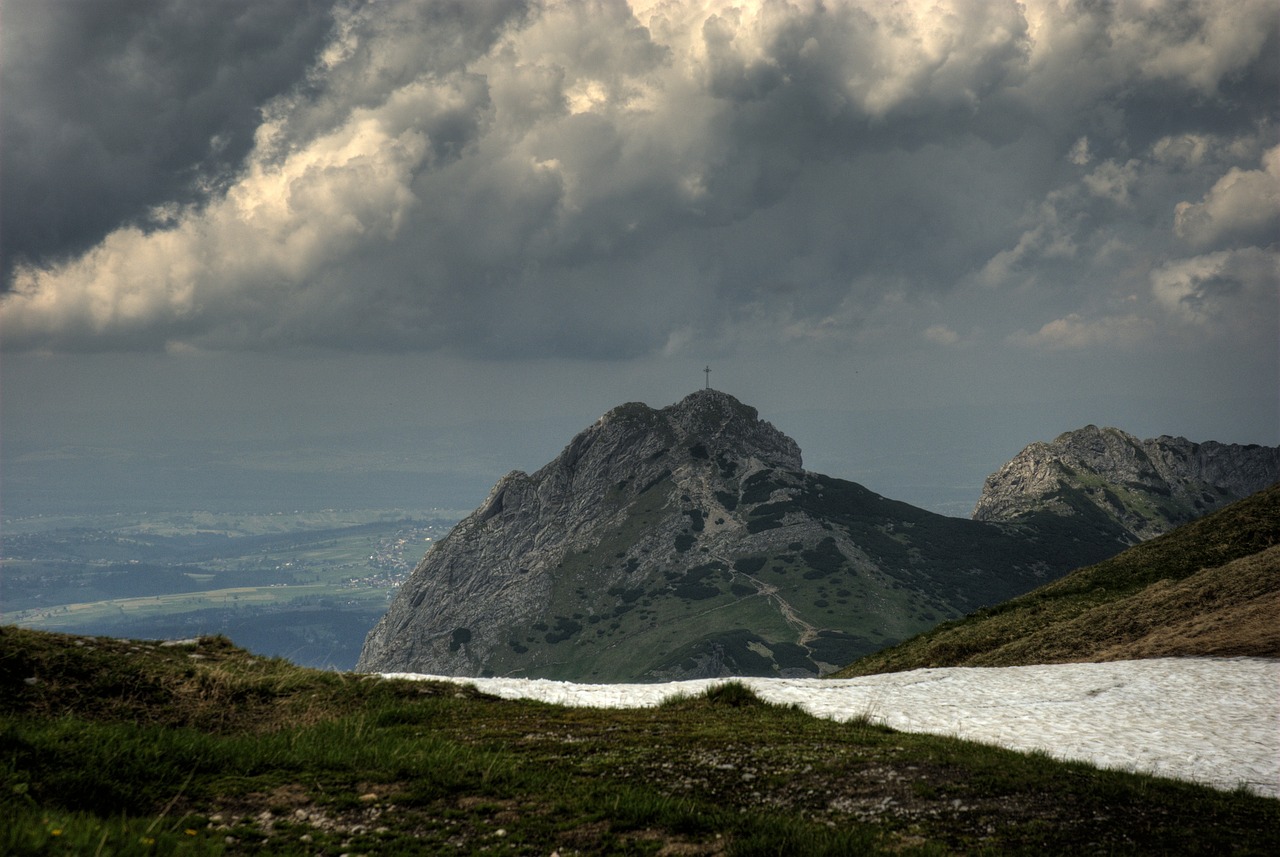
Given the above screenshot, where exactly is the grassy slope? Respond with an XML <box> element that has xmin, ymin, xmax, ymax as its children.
<box><xmin>834</xmin><ymin>484</ymin><xmax>1280</xmax><ymax>677</ymax></box>
<box><xmin>3</xmin><ymin>627</ymin><xmax>1277</xmax><ymax>856</ymax></box>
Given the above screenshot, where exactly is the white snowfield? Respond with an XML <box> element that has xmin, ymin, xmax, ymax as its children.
<box><xmin>384</xmin><ymin>657</ymin><xmax>1280</xmax><ymax>798</ymax></box>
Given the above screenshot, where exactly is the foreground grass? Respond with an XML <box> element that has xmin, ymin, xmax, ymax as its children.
<box><xmin>3</xmin><ymin>628</ymin><xmax>1277</xmax><ymax>855</ymax></box>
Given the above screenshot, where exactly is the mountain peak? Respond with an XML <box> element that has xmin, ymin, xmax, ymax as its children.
<box><xmin>973</xmin><ymin>426</ymin><xmax>1280</xmax><ymax>541</ymax></box>
<box><xmin>664</xmin><ymin>389</ymin><xmax>801</xmax><ymax>470</ymax></box>
<box><xmin>670</xmin><ymin>387</ymin><xmax>757</xmax><ymax>416</ymax></box>
<box><xmin>594</xmin><ymin>390</ymin><xmax>801</xmax><ymax>473</ymax></box>
<box><xmin>599</xmin><ymin>389</ymin><xmax>757</xmax><ymax>427</ymax></box>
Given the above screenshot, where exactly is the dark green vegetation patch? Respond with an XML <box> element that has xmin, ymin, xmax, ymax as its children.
<box><xmin>746</xmin><ymin>500</ymin><xmax>794</xmax><ymax>533</ymax></box>
<box><xmin>449</xmin><ymin>627</ymin><xmax>472</xmax><ymax>651</ymax></box>
<box><xmin>801</xmin><ymin>537</ymin><xmax>848</xmax><ymax>579</ymax></box>
<box><xmin>808</xmin><ymin>630</ymin><xmax>874</xmax><ymax>667</ymax></box>
<box><xmin>670</xmin><ymin>563</ymin><xmax>725</xmax><ymax>600</ymax></box>
<box><xmin>740</xmin><ymin>471</ymin><xmax>782</xmax><ymax>505</ymax></box>
<box><xmin>543</xmin><ymin>616</ymin><xmax>583</xmax><ymax>644</ymax></box>
<box><xmin>714</xmin><ymin>489</ymin><xmax>739</xmax><ymax>511</ymax></box>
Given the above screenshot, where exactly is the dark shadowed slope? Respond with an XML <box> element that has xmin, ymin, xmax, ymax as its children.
<box><xmin>836</xmin><ymin>482</ymin><xmax>1280</xmax><ymax>677</ymax></box>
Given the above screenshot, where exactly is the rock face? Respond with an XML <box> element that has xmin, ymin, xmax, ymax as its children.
<box><xmin>358</xmin><ymin>391</ymin><xmax>1123</xmax><ymax>681</ymax></box>
<box><xmin>972</xmin><ymin>426</ymin><xmax>1280</xmax><ymax>542</ymax></box>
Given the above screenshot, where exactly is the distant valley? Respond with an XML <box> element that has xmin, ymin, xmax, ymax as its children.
<box><xmin>0</xmin><ymin>509</ymin><xmax>457</xmax><ymax>670</ymax></box>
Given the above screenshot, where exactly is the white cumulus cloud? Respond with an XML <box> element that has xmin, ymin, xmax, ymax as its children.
<box><xmin>1009</xmin><ymin>313</ymin><xmax>1155</xmax><ymax>350</ymax></box>
<box><xmin>1150</xmin><ymin>247</ymin><xmax>1280</xmax><ymax>326</ymax></box>
<box><xmin>1174</xmin><ymin>145</ymin><xmax>1280</xmax><ymax>251</ymax></box>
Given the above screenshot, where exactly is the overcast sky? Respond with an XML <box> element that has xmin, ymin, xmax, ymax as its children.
<box><xmin>2</xmin><ymin>0</ymin><xmax>1277</xmax><ymax>518</ymax></box>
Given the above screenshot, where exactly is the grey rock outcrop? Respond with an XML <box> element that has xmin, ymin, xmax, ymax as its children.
<box><xmin>358</xmin><ymin>391</ymin><xmax>804</xmax><ymax>676</ymax></box>
<box><xmin>972</xmin><ymin>425</ymin><xmax>1280</xmax><ymax>542</ymax></box>
<box><xmin>358</xmin><ymin>391</ymin><xmax>1125</xmax><ymax>681</ymax></box>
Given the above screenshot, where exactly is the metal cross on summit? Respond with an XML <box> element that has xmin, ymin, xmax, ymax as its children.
<box><xmin>704</xmin><ymin>365</ymin><xmax>711</xmax><ymax>389</ymax></box>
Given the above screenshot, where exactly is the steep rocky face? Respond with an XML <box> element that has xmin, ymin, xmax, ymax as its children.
<box><xmin>358</xmin><ymin>392</ymin><xmax>1121</xmax><ymax>681</ymax></box>
<box><xmin>972</xmin><ymin>425</ymin><xmax>1280</xmax><ymax>542</ymax></box>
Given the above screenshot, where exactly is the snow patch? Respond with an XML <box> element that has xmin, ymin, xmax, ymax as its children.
<box><xmin>383</xmin><ymin>658</ymin><xmax>1279</xmax><ymax>797</ymax></box>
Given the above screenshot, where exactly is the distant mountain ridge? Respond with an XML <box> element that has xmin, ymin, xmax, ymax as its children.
<box><xmin>358</xmin><ymin>391</ymin><xmax>1122</xmax><ymax>681</ymax></box>
<box><xmin>972</xmin><ymin>425</ymin><xmax>1280</xmax><ymax>542</ymax></box>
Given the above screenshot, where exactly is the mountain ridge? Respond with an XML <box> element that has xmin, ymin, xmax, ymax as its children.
<box><xmin>358</xmin><ymin>391</ymin><xmax>1122</xmax><ymax>681</ymax></box>
<box><xmin>972</xmin><ymin>424</ymin><xmax>1280</xmax><ymax>542</ymax></box>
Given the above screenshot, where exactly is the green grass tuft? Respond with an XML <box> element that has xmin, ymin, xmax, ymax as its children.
<box><xmin>702</xmin><ymin>680</ymin><xmax>768</xmax><ymax>708</ymax></box>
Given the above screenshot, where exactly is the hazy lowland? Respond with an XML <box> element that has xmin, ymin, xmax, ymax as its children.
<box><xmin>1</xmin><ymin>508</ymin><xmax>459</xmax><ymax>670</ymax></box>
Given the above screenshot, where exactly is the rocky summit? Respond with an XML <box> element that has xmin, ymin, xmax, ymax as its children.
<box><xmin>358</xmin><ymin>391</ymin><xmax>1123</xmax><ymax>682</ymax></box>
<box><xmin>972</xmin><ymin>425</ymin><xmax>1280</xmax><ymax>543</ymax></box>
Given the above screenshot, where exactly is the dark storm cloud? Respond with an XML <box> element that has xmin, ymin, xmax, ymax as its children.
<box><xmin>1</xmin><ymin>0</ymin><xmax>339</xmax><ymax>277</ymax></box>
<box><xmin>2</xmin><ymin>0</ymin><xmax>1276</xmax><ymax>359</ymax></box>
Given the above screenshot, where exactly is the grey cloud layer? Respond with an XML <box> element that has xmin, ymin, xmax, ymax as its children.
<box><xmin>2</xmin><ymin>0</ymin><xmax>1276</xmax><ymax>356</ymax></box>
<box><xmin>0</xmin><ymin>0</ymin><xmax>338</xmax><ymax>278</ymax></box>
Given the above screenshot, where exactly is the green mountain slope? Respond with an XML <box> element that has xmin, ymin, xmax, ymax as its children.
<box><xmin>835</xmin><ymin>483</ymin><xmax>1280</xmax><ymax>677</ymax></box>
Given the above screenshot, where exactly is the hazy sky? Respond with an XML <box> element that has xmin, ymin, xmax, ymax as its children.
<box><xmin>2</xmin><ymin>0</ymin><xmax>1277</xmax><ymax>518</ymax></box>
